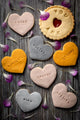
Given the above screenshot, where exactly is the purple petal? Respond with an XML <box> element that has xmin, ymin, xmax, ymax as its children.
<box><xmin>28</xmin><ymin>64</ymin><xmax>34</xmax><ymax>70</ymax></box>
<box><xmin>54</xmin><ymin>115</ymin><xmax>61</xmax><ymax>120</ymax></box>
<box><xmin>2</xmin><ymin>45</ymin><xmax>9</xmax><ymax>52</ymax></box>
<box><xmin>70</xmin><ymin>34</ymin><xmax>77</xmax><ymax>38</ymax></box>
<box><xmin>2</xmin><ymin>22</ymin><xmax>7</xmax><ymax>28</ymax></box>
<box><xmin>56</xmin><ymin>118</ymin><xmax>61</xmax><ymax>120</ymax></box>
<box><xmin>40</xmin><ymin>11</ymin><xmax>50</xmax><ymax>20</ymax></box>
<box><xmin>66</xmin><ymin>80</ymin><xmax>71</xmax><ymax>85</ymax></box>
<box><xmin>8</xmin><ymin>0</ymin><xmax>11</xmax><ymax>6</ymax></box>
<box><xmin>3</xmin><ymin>99</ymin><xmax>11</xmax><ymax>107</ymax></box>
<box><xmin>17</xmin><ymin>80</ymin><xmax>25</xmax><ymax>86</ymax></box>
<box><xmin>5</xmin><ymin>32</ymin><xmax>10</xmax><ymax>38</ymax></box>
<box><xmin>28</xmin><ymin>31</ymin><xmax>34</xmax><ymax>38</ymax></box>
<box><xmin>54</xmin><ymin>41</ymin><xmax>61</xmax><ymax>50</ymax></box>
<box><xmin>61</xmin><ymin>0</ymin><xmax>71</xmax><ymax>8</ymax></box>
<box><xmin>69</xmin><ymin>69</ymin><xmax>78</xmax><ymax>76</ymax></box>
<box><xmin>42</xmin><ymin>104</ymin><xmax>48</xmax><ymax>109</ymax></box>
<box><xmin>3</xmin><ymin>73</ymin><xmax>13</xmax><ymax>83</ymax></box>
<box><xmin>46</xmin><ymin>0</ymin><xmax>54</xmax><ymax>5</ymax></box>
<box><xmin>6</xmin><ymin>75</ymin><xmax>13</xmax><ymax>83</ymax></box>
<box><xmin>8</xmin><ymin>0</ymin><xmax>14</xmax><ymax>10</ymax></box>
<box><xmin>19</xmin><ymin>1</ymin><xmax>25</xmax><ymax>8</ymax></box>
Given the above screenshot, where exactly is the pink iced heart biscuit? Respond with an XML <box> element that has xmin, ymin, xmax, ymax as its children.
<box><xmin>8</xmin><ymin>12</ymin><xmax>34</xmax><ymax>36</ymax></box>
<box><xmin>52</xmin><ymin>83</ymin><xmax>77</xmax><ymax>108</ymax></box>
<box><xmin>30</xmin><ymin>64</ymin><xmax>56</xmax><ymax>88</ymax></box>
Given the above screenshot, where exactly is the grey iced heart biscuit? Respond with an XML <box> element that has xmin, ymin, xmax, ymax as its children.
<box><xmin>15</xmin><ymin>89</ymin><xmax>42</xmax><ymax>112</ymax></box>
<box><xmin>29</xmin><ymin>36</ymin><xmax>53</xmax><ymax>60</ymax></box>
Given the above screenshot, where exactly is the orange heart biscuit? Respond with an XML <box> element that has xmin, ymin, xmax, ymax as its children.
<box><xmin>53</xmin><ymin>42</ymin><xmax>78</xmax><ymax>66</ymax></box>
<box><xmin>1</xmin><ymin>49</ymin><xmax>27</xmax><ymax>73</ymax></box>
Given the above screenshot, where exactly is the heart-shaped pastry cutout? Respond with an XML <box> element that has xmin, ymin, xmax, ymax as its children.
<box><xmin>53</xmin><ymin>42</ymin><xmax>78</xmax><ymax>66</ymax></box>
<box><xmin>29</xmin><ymin>36</ymin><xmax>53</xmax><ymax>60</ymax></box>
<box><xmin>15</xmin><ymin>89</ymin><xmax>42</xmax><ymax>112</ymax></box>
<box><xmin>1</xmin><ymin>49</ymin><xmax>27</xmax><ymax>73</ymax></box>
<box><xmin>52</xmin><ymin>83</ymin><xmax>77</xmax><ymax>108</ymax></box>
<box><xmin>8</xmin><ymin>12</ymin><xmax>34</xmax><ymax>36</ymax></box>
<box><xmin>53</xmin><ymin>18</ymin><xmax>62</xmax><ymax>27</ymax></box>
<box><xmin>30</xmin><ymin>64</ymin><xmax>56</xmax><ymax>88</ymax></box>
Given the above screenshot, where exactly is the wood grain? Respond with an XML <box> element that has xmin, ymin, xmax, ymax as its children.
<box><xmin>0</xmin><ymin>0</ymin><xmax>80</xmax><ymax>120</ymax></box>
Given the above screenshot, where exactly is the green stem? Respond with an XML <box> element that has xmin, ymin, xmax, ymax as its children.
<box><xmin>8</xmin><ymin>37</ymin><xmax>17</xmax><ymax>43</ymax></box>
<box><xmin>25</xmin><ymin>83</ymin><xmax>33</xmax><ymax>87</ymax></box>
<box><xmin>45</xmin><ymin>41</ymin><xmax>55</xmax><ymax>46</ymax></box>
<box><xmin>4</xmin><ymin>114</ymin><xmax>16</xmax><ymax>119</ymax></box>
<box><xmin>24</xmin><ymin>113</ymin><xmax>36</xmax><ymax>119</ymax></box>
<box><xmin>68</xmin><ymin>84</ymin><xmax>77</xmax><ymax>93</ymax></box>
<box><xmin>8</xmin><ymin>92</ymin><xmax>14</xmax><ymax>100</ymax></box>
<box><xmin>23</xmin><ymin>5</ymin><xmax>35</xmax><ymax>11</ymax></box>
<box><xmin>4</xmin><ymin>12</ymin><xmax>11</xmax><ymax>22</ymax></box>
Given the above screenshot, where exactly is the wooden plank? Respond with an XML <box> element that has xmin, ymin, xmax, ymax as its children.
<box><xmin>0</xmin><ymin>0</ymin><xmax>80</xmax><ymax>120</ymax></box>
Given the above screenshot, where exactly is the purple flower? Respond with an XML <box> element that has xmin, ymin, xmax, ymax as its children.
<box><xmin>2</xmin><ymin>13</ymin><xmax>10</xmax><ymax>28</ymax></box>
<box><xmin>17</xmin><ymin>80</ymin><xmax>26</xmax><ymax>86</ymax></box>
<box><xmin>42</xmin><ymin>104</ymin><xmax>48</xmax><ymax>109</ymax></box>
<box><xmin>5</xmin><ymin>32</ymin><xmax>10</xmax><ymax>38</ymax></box>
<box><xmin>0</xmin><ymin>44</ymin><xmax>9</xmax><ymax>52</ymax></box>
<box><xmin>53</xmin><ymin>41</ymin><xmax>61</xmax><ymax>50</ymax></box>
<box><xmin>5</xmin><ymin>32</ymin><xmax>17</xmax><ymax>43</ymax></box>
<box><xmin>56</xmin><ymin>118</ymin><xmax>61</xmax><ymax>120</ymax></box>
<box><xmin>61</xmin><ymin>0</ymin><xmax>71</xmax><ymax>8</ymax></box>
<box><xmin>46</xmin><ymin>0</ymin><xmax>54</xmax><ymax>5</ymax></box>
<box><xmin>3</xmin><ymin>93</ymin><xmax>14</xmax><ymax>107</ymax></box>
<box><xmin>28</xmin><ymin>64</ymin><xmax>35</xmax><ymax>70</ymax></box>
<box><xmin>54</xmin><ymin>115</ymin><xmax>61</xmax><ymax>120</ymax></box>
<box><xmin>69</xmin><ymin>69</ymin><xmax>78</xmax><ymax>76</ymax></box>
<box><xmin>40</xmin><ymin>10</ymin><xmax>50</xmax><ymax>20</ymax></box>
<box><xmin>3</xmin><ymin>73</ymin><xmax>13</xmax><ymax>83</ymax></box>
<box><xmin>2</xmin><ymin>22</ymin><xmax>7</xmax><ymax>28</ymax></box>
<box><xmin>28</xmin><ymin>63</ymin><xmax>39</xmax><ymax>70</ymax></box>
<box><xmin>70</xmin><ymin>34</ymin><xmax>77</xmax><ymax>39</ymax></box>
<box><xmin>19</xmin><ymin>1</ymin><xmax>25</xmax><ymax>8</ymax></box>
<box><xmin>8</xmin><ymin>0</ymin><xmax>14</xmax><ymax>10</ymax></box>
<box><xmin>45</xmin><ymin>41</ymin><xmax>61</xmax><ymax>50</ymax></box>
<box><xmin>42</xmin><ymin>93</ymin><xmax>48</xmax><ymax>109</ymax></box>
<box><xmin>66</xmin><ymin>79</ymin><xmax>71</xmax><ymax>85</ymax></box>
<box><xmin>19</xmin><ymin>1</ymin><xmax>35</xmax><ymax>10</ymax></box>
<box><xmin>17</xmin><ymin>80</ymin><xmax>33</xmax><ymax>87</ymax></box>
<box><xmin>3</xmin><ymin>99</ymin><xmax>11</xmax><ymax>107</ymax></box>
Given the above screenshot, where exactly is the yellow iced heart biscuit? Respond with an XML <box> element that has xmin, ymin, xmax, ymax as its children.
<box><xmin>1</xmin><ymin>49</ymin><xmax>27</xmax><ymax>73</ymax></box>
<box><xmin>53</xmin><ymin>42</ymin><xmax>78</xmax><ymax>66</ymax></box>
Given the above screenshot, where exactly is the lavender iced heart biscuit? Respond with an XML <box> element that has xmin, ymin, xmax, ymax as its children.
<box><xmin>52</xmin><ymin>83</ymin><xmax>77</xmax><ymax>108</ymax></box>
<box><xmin>30</xmin><ymin>64</ymin><xmax>56</xmax><ymax>88</ymax></box>
<box><xmin>15</xmin><ymin>89</ymin><xmax>42</xmax><ymax>112</ymax></box>
<box><xmin>8</xmin><ymin>12</ymin><xmax>34</xmax><ymax>36</ymax></box>
<box><xmin>29</xmin><ymin>36</ymin><xmax>53</xmax><ymax>60</ymax></box>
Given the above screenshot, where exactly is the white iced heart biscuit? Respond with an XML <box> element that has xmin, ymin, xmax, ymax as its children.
<box><xmin>15</xmin><ymin>89</ymin><xmax>42</xmax><ymax>112</ymax></box>
<box><xmin>8</xmin><ymin>12</ymin><xmax>34</xmax><ymax>36</ymax></box>
<box><xmin>30</xmin><ymin>64</ymin><xmax>57</xmax><ymax>88</ymax></box>
<box><xmin>52</xmin><ymin>83</ymin><xmax>77</xmax><ymax>108</ymax></box>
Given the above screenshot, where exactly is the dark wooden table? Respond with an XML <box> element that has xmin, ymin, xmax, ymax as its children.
<box><xmin>0</xmin><ymin>0</ymin><xmax>80</xmax><ymax>120</ymax></box>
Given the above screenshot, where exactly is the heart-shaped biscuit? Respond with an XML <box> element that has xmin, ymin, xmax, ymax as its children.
<box><xmin>8</xmin><ymin>12</ymin><xmax>34</xmax><ymax>36</ymax></box>
<box><xmin>1</xmin><ymin>49</ymin><xmax>27</xmax><ymax>73</ymax></box>
<box><xmin>29</xmin><ymin>36</ymin><xmax>53</xmax><ymax>60</ymax></box>
<box><xmin>15</xmin><ymin>89</ymin><xmax>42</xmax><ymax>112</ymax></box>
<box><xmin>53</xmin><ymin>42</ymin><xmax>78</xmax><ymax>66</ymax></box>
<box><xmin>52</xmin><ymin>83</ymin><xmax>77</xmax><ymax>108</ymax></box>
<box><xmin>30</xmin><ymin>64</ymin><xmax>56</xmax><ymax>88</ymax></box>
